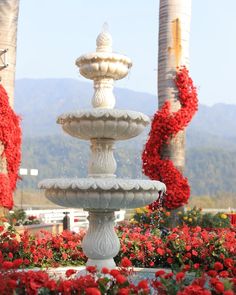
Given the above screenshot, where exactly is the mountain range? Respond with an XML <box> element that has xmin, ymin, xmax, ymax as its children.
<box><xmin>14</xmin><ymin>78</ymin><xmax>236</xmax><ymax>196</ymax></box>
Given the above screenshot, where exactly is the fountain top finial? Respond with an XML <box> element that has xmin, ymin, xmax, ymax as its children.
<box><xmin>96</xmin><ymin>23</ymin><xmax>112</xmax><ymax>53</ymax></box>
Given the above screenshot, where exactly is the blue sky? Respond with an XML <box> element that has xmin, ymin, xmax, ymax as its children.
<box><xmin>16</xmin><ymin>0</ymin><xmax>236</xmax><ymax>106</ymax></box>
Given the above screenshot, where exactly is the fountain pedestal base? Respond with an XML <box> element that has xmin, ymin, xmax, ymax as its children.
<box><xmin>82</xmin><ymin>210</ymin><xmax>120</xmax><ymax>269</ymax></box>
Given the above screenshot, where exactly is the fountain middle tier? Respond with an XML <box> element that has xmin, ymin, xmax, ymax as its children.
<box><xmin>57</xmin><ymin>109</ymin><xmax>150</xmax><ymax>140</ymax></box>
<box><xmin>38</xmin><ymin>178</ymin><xmax>166</xmax><ymax>210</ymax></box>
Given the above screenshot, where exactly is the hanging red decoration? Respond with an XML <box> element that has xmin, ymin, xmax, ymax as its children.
<box><xmin>142</xmin><ymin>66</ymin><xmax>198</xmax><ymax>210</ymax></box>
<box><xmin>0</xmin><ymin>84</ymin><xmax>21</xmax><ymax>209</ymax></box>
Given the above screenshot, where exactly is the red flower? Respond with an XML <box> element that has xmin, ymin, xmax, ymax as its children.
<box><xmin>116</xmin><ymin>274</ymin><xmax>127</xmax><ymax>285</ymax></box>
<box><xmin>157</xmin><ymin>248</ymin><xmax>165</xmax><ymax>256</ymax></box>
<box><xmin>192</xmin><ymin>250</ymin><xmax>198</xmax><ymax>256</ymax></box>
<box><xmin>178</xmin><ymin>284</ymin><xmax>211</xmax><ymax>295</ymax></box>
<box><xmin>65</xmin><ymin>269</ymin><xmax>77</xmax><ymax>277</ymax></box>
<box><xmin>0</xmin><ymin>85</ymin><xmax>21</xmax><ymax>210</ymax></box>
<box><xmin>8</xmin><ymin>252</ymin><xmax>13</xmax><ymax>259</ymax></box>
<box><xmin>224</xmin><ymin>258</ymin><xmax>234</xmax><ymax>268</ymax></box>
<box><xmin>149</xmin><ymin>261</ymin><xmax>155</xmax><ymax>267</ymax></box>
<box><xmin>214</xmin><ymin>282</ymin><xmax>225</xmax><ymax>293</ymax></box>
<box><xmin>214</xmin><ymin>262</ymin><xmax>224</xmax><ymax>271</ymax></box>
<box><xmin>62</xmin><ymin>253</ymin><xmax>68</xmax><ymax>260</ymax></box>
<box><xmin>207</xmin><ymin>270</ymin><xmax>217</xmax><ymax>277</ymax></box>
<box><xmin>23</xmin><ymin>259</ymin><xmax>30</xmax><ymax>266</ymax></box>
<box><xmin>142</xmin><ymin>66</ymin><xmax>198</xmax><ymax>210</ymax></box>
<box><xmin>138</xmin><ymin>279</ymin><xmax>149</xmax><ymax>290</ymax></box>
<box><xmin>86</xmin><ymin>266</ymin><xmax>97</xmax><ymax>274</ymax></box>
<box><xmin>13</xmin><ymin>258</ymin><xmax>23</xmax><ymax>268</ymax></box>
<box><xmin>110</xmin><ymin>269</ymin><xmax>120</xmax><ymax>278</ymax></box>
<box><xmin>120</xmin><ymin>257</ymin><xmax>132</xmax><ymax>268</ymax></box>
<box><xmin>117</xmin><ymin>288</ymin><xmax>130</xmax><ymax>295</ymax></box>
<box><xmin>85</xmin><ymin>288</ymin><xmax>101</xmax><ymax>295</ymax></box>
<box><xmin>219</xmin><ymin>271</ymin><xmax>229</xmax><ymax>278</ymax></box>
<box><xmin>8</xmin><ymin>279</ymin><xmax>17</xmax><ymax>289</ymax></box>
<box><xmin>176</xmin><ymin>272</ymin><xmax>185</xmax><ymax>282</ymax></box>
<box><xmin>183</xmin><ymin>264</ymin><xmax>191</xmax><ymax>272</ymax></box>
<box><xmin>46</xmin><ymin>280</ymin><xmax>57</xmax><ymax>291</ymax></box>
<box><xmin>101</xmin><ymin>267</ymin><xmax>109</xmax><ymax>274</ymax></box>
<box><xmin>2</xmin><ymin>261</ymin><xmax>13</xmax><ymax>269</ymax></box>
<box><xmin>185</xmin><ymin>245</ymin><xmax>191</xmax><ymax>251</ymax></box>
<box><xmin>167</xmin><ymin>257</ymin><xmax>173</xmax><ymax>264</ymax></box>
<box><xmin>164</xmin><ymin>272</ymin><xmax>174</xmax><ymax>279</ymax></box>
<box><xmin>155</xmin><ymin>270</ymin><xmax>166</xmax><ymax>277</ymax></box>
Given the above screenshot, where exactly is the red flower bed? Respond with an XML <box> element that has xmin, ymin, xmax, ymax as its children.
<box><xmin>0</xmin><ymin>265</ymin><xmax>235</xmax><ymax>294</ymax></box>
<box><xmin>142</xmin><ymin>67</ymin><xmax>198</xmax><ymax>210</ymax></box>
<box><xmin>0</xmin><ymin>228</ymin><xmax>86</xmax><ymax>268</ymax></box>
<box><xmin>0</xmin><ymin>224</ymin><xmax>235</xmax><ymax>276</ymax></box>
<box><xmin>0</xmin><ymin>85</ymin><xmax>21</xmax><ymax>209</ymax></box>
<box><xmin>0</xmin><ymin>223</ymin><xmax>235</xmax><ymax>293</ymax></box>
<box><xmin>116</xmin><ymin>224</ymin><xmax>236</xmax><ymax>275</ymax></box>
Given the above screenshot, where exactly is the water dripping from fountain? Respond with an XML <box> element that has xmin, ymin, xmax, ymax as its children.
<box><xmin>157</xmin><ymin>191</ymin><xmax>170</xmax><ymax>238</ymax></box>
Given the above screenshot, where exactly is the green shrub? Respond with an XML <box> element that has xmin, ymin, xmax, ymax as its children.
<box><xmin>132</xmin><ymin>206</ymin><xmax>231</xmax><ymax>229</ymax></box>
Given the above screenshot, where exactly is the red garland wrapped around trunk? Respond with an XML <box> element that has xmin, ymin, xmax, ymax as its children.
<box><xmin>0</xmin><ymin>85</ymin><xmax>21</xmax><ymax>209</ymax></box>
<box><xmin>142</xmin><ymin>67</ymin><xmax>198</xmax><ymax>210</ymax></box>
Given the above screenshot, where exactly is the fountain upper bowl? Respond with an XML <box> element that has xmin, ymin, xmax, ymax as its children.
<box><xmin>76</xmin><ymin>52</ymin><xmax>132</xmax><ymax>80</ymax></box>
<box><xmin>57</xmin><ymin>109</ymin><xmax>150</xmax><ymax>140</ymax></box>
<box><xmin>38</xmin><ymin>178</ymin><xmax>166</xmax><ymax>210</ymax></box>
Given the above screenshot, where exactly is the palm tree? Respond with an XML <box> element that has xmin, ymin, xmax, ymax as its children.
<box><xmin>0</xmin><ymin>0</ymin><xmax>20</xmax><ymax>217</ymax></box>
<box><xmin>158</xmin><ymin>0</ymin><xmax>192</xmax><ymax>220</ymax></box>
<box><xmin>0</xmin><ymin>0</ymin><xmax>20</xmax><ymax>107</ymax></box>
<box><xmin>158</xmin><ymin>0</ymin><xmax>192</xmax><ymax>170</ymax></box>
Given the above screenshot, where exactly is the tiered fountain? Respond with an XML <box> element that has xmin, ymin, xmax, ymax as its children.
<box><xmin>39</xmin><ymin>27</ymin><xmax>166</xmax><ymax>270</ymax></box>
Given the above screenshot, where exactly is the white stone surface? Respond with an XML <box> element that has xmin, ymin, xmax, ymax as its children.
<box><xmin>82</xmin><ymin>210</ymin><xmax>119</xmax><ymax>269</ymax></box>
<box><xmin>88</xmin><ymin>139</ymin><xmax>116</xmax><ymax>177</ymax></box>
<box><xmin>76</xmin><ymin>52</ymin><xmax>132</xmax><ymax>81</ymax></box>
<box><xmin>39</xmin><ymin>178</ymin><xmax>166</xmax><ymax>210</ymax></box>
<box><xmin>57</xmin><ymin>109</ymin><xmax>150</xmax><ymax>140</ymax></box>
<box><xmin>76</xmin><ymin>29</ymin><xmax>132</xmax><ymax>109</ymax></box>
<box><xmin>39</xmin><ymin>28</ymin><xmax>167</xmax><ymax>270</ymax></box>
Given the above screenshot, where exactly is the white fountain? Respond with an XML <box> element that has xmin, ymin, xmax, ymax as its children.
<box><xmin>39</xmin><ymin>26</ymin><xmax>166</xmax><ymax>270</ymax></box>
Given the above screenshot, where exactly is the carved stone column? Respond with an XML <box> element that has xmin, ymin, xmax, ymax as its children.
<box><xmin>92</xmin><ymin>78</ymin><xmax>115</xmax><ymax>109</ymax></box>
<box><xmin>82</xmin><ymin>210</ymin><xmax>120</xmax><ymax>269</ymax></box>
<box><xmin>88</xmin><ymin>139</ymin><xmax>116</xmax><ymax>178</ymax></box>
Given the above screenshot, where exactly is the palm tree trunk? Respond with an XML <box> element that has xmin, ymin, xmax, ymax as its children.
<box><xmin>158</xmin><ymin>0</ymin><xmax>192</xmax><ymax>223</ymax></box>
<box><xmin>0</xmin><ymin>0</ymin><xmax>19</xmax><ymax>107</ymax></box>
<box><xmin>0</xmin><ymin>0</ymin><xmax>20</xmax><ymax>217</ymax></box>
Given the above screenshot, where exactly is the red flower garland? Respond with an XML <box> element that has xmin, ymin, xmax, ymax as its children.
<box><xmin>142</xmin><ymin>67</ymin><xmax>198</xmax><ymax>210</ymax></box>
<box><xmin>0</xmin><ymin>85</ymin><xmax>21</xmax><ymax>209</ymax></box>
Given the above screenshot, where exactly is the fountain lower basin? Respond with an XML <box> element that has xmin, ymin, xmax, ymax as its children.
<box><xmin>39</xmin><ymin>178</ymin><xmax>166</xmax><ymax>210</ymax></box>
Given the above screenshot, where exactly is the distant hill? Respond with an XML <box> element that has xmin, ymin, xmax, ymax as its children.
<box><xmin>19</xmin><ymin>135</ymin><xmax>236</xmax><ymax>196</ymax></box>
<box><xmin>15</xmin><ymin>78</ymin><xmax>157</xmax><ymax>137</ymax></box>
<box><xmin>14</xmin><ymin>78</ymin><xmax>236</xmax><ymax>196</ymax></box>
<box><xmin>15</xmin><ymin>78</ymin><xmax>236</xmax><ymax>148</ymax></box>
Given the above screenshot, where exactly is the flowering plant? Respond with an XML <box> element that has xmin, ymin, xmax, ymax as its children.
<box><xmin>116</xmin><ymin>224</ymin><xmax>236</xmax><ymax>274</ymax></box>
<box><xmin>142</xmin><ymin>67</ymin><xmax>198</xmax><ymax>210</ymax></box>
<box><xmin>8</xmin><ymin>209</ymin><xmax>41</xmax><ymax>226</ymax></box>
<box><xmin>178</xmin><ymin>208</ymin><xmax>231</xmax><ymax>228</ymax></box>
<box><xmin>0</xmin><ymin>262</ymin><xmax>235</xmax><ymax>294</ymax></box>
<box><xmin>0</xmin><ymin>85</ymin><xmax>21</xmax><ymax>209</ymax></box>
<box><xmin>0</xmin><ymin>227</ymin><xmax>86</xmax><ymax>268</ymax></box>
<box><xmin>132</xmin><ymin>206</ymin><xmax>231</xmax><ymax>229</ymax></box>
<box><xmin>0</xmin><ymin>224</ymin><xmax>235</xmax><ymax>275</ymax></box>
<box><xmin>132</xmin><ymin>206</ymin><xmax>173</xmax><ymax>230</ymax></box>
